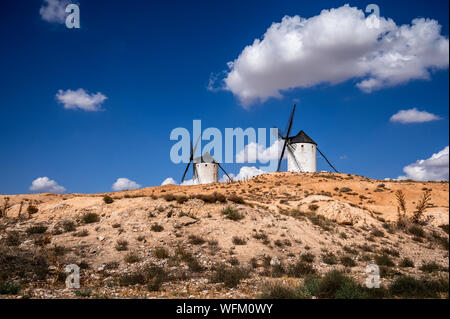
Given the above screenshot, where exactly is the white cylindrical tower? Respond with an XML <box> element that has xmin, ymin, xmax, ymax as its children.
<box><xmin>287</xmin><ymin>143</ymin><xmax>317</xmax><ymax>172</ymax></box>
<box><xmin>194</xmin><ymin>162</ymin><xmax>219</xmax><ymax>184</ymax></box>
<box><xmin>286</xmin><ymin>130</ymin><xmax>317</xmax><ymax>173</ymax></box>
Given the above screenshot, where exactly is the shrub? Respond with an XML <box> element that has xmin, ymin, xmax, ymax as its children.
<box><xmin>4</xmin><ymin>231</ymin><xmax>21</xmax><ymax>246</ymax></box>
<box><xmin>308</xmin><ymin>204</ymin><xmax>319</xmax><ymax>212</ymax></box>
<box><xmin>0</xmin><ymin>281</ymin><xmax>20</xmax><ymax>295</ymax></box>
<box><xmin>339</xmin><ymin>187</ymin><xmax>352</xmax><ymax>193</ymax></box>
<box><xmin>228</xmin><ymin>195</ymin><xmax>245</xmax><ymax>204</ymax></box>
<box><xmin>163</xmin><ymin>194</ymin><xmax>176</xmax><ymax>201</ymax></box>
<box><xmin>315</xmin><ymin>270</ymin><xmax>354</xmax><ymax>299</ymax></box>
<box><xmin>380</xmin><ymin>248</ymin><xmax>400</xmax><ymax>257</ymax></box>
<box><xmin>419</xmin><ymin>261</ymin><xmax>441</xmax><ymax>273</ymax></box>
<box><xmin>74</xmin><ymin>288</ymin><xmax>92</xmax><ymax>297</ymax></box>
<box><xmin>371</xmin><ymin>228</ymin><xmax>384</xmax><ymax>237</ymax></box>
<box><xmin>153</xmin><ymin>247</ymin><xmax>169</xmax><ymax>259</ymax></box>
<box><xmin>176</xmin><ymin>195</ymin><xmax>188</xmax><ymax>204</ymax></box>
<box><xmin>62</xmin><ymin>220</ymin><xmax>76</xmax><ymax>232</ymax></box>
<box><xmin>322</xmin><ymin>252</ymin><xmax>338</xmax><ymax>265</ymax></box>
<box><xmin>340</xmin><ymin>255</ymin><xmax>356</xmax><ymax>267</ymax></box>
<box><xmin>73</xmin><ymin>229</ymin><xmax>89</xmax><ymax>237</ymax></box>
<box><xmin>288</xmin><ymin>261</ymin><xmax>316</xmax><ymax>277</ymax></box>
<box><xmin>151</xmin><ymin>223</ymin><xmax>164</xmax><ymax>232</ymax></box>
<box><xmin>438</xmin><ymin>224</ymin><xmax>449</xmax><ymax>234</ymax></box>
<box><xmin>260</xmin><ymin>282</ymin><xmax>299</xmax><ymax>299</ymax></box>
<box><xmin>27</xmin><ymin>205</ymin><xmax>39</xmax><ymax>215</ymax></box>
<box><xmin>124</xmin><ymin>252</ymin><xmax>141</xmax><ymax>263</ymax></box>
<box><xmin>119</xmin><ymin>272</ymin><xmax>146</xmax><ymax>286</ymax></box>
<box><xmin>188</xmin><ymin>235</ymin><xmax>206</xmax><ymax>245</ymax></box>
<box><xmin>222</xmin><ymin>206</ymin><xmax>244</xmax><ymax>221</ymax></box>
<box><xmin>232</xmin><ymin>236</ymin><xmax>247</xmax><ymax>245</ymax></box>
<box><xmin>210</xmin><ymin>264</ymin><xmax>249</xmax><ymax>288</ymax></box>
<box><xmin>389</xmin><ymin>276</ymin><xmax>448</xmax><ymax>298</ymax></box>
<box><xmin>408</xmin><ymin>225</ymin><xmax>425</xmax><ymax>237</ymax></box>
<box><xmin>115</xmin><ymin>239</ymin><xmax>129</xmax><ymax>251</ymax></box>
<box><xmin>103</xmin><ymin>195</ymin><xmax>114</xmax><ymax>204</ymax></box>
<box><xmin>26</xmin><ymin>225</ymin><xmax>47</xmax><ymax>235</ymax></box>
<box><xmin>300</xmin><ymin>253</ymin><xmax>315</xmax><ymax>263</ymax></box>
<box><xmin>399</xmin><ymin>258</ymin><xmax>414</xmax><ymax>268</ymax></box>
<box><xmin>82</xmin><ymin>212</ymin><xmax>100</xmax><ymax>224</ymax></box>
<box><xmin>374</xmin><ymin>254</ymin><xmax>395</xmax><ymax>267</ymax></box>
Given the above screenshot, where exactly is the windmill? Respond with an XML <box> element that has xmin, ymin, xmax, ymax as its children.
<box><xmin>181</xmin><ymin>136</ymin><xmax>233</xmax><ymax>184</ymax></box>
<box><xmin>276</xmin><ymin>105</ymin><xmax>339</xmax><ymax>173</ymax></box>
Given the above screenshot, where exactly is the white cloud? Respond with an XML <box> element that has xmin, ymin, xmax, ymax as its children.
<box><xmin>29</xmin><ymin>177</ymin><xmax>66</xmax><ymax>193</ymax></box>
<box><xmin>161</xmin><ymin>177</ymin><xmax>177</xmax><ymax>186</ymax></box>
<box><xmin>40</xmin><ymin>0</ymin><xmax>70</xmax><ymax>24</ymax></box>
<box><xmin>111</xmin><ymin>178</ymin><xmax>141</xmax><ymax>191</ymax></box>
<box><xmin>56</xmin><ymin>89</ymin><xmax>107</xmax><ymax>111</ymax></box>
<box><xmin>397</xmin><ymin>146</ymin><xmax>449</xmax><ymax>181</ymax></box>
<box><xmin>236</xmin><ymin>139</ymin><xmax>283</xmax><ymax>163</ymax></box>
<box><xmin>390</xmin><ymin>108</ymin><xmax>442</xmax><ymax>124</ymax></box>
<box><xmin>221</xmin><ymin>166</ymin><xmax>267</xmax><ymax>182</ymax></box>
<box><xmin>223</xmin><ymin>5</ymin><xmax>449</xmax><ymax>105</ymax></box>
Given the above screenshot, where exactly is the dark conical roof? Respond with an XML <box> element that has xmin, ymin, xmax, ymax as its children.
<box><xmin>193</xmin><ymin>152</ymin><xmax>217</xmax><ymax>164</ymax></box>
<box><xmin>288</xmin><ymin>130</ymin><xmax>317</xmax><ymax>145</ymax></box>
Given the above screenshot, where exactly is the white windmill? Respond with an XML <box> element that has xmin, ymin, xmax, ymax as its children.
<box><xmin>181</xmin><ymin>136</ymin><xmax>233</xmax><ymax>184</ymax></box>
<box><xmin>276</xmin><ymin>105</ymin><xmax>339</xmax><ymax>173</ymax></box>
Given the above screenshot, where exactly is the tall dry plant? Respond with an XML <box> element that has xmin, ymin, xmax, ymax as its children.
<box><xmin>395</xmin><ymin>190</ymin><xmax>408</xmax><ymax>229</ymax></box>
<box><xmin>412</xmin><ymin>190</ymin><xmax>432</xmax><ymax>224</ymax></box>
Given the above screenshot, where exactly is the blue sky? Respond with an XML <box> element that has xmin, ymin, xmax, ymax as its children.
<box><xmin>0</xmin><ymin>0</ymin><xmax>448</xmax><ymax>194</ymax></box>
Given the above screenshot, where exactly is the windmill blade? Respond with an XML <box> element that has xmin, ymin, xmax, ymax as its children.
<box><xmin>317</xmin><ymin>147</ymin><xmax>339</xmax><ymax>173</ymax></box>
<box><xmin>192</xmin><ymin>134</ymin><xmax>201</xmax><ymax>157</ymax></box>
<box><xmin>181</xmin><ymin>161</ymin><xmax>192</xmax><ymax>183</ymax></box>
<box><xmin>218</xmin><ymin>163</ymin><xmax>233</xmax><ymax>182</ymax></box>
<box><xmin>277</xmin><ymin>104</ymin><xmax>296</xmax><ymax>172</ymax></box>
<box><xmin>182</xmin><ymin>135</ymin><xmax>201</xmax><ymax>183</ymax></box>
<box><xmin>283</xmin><ymin>104</ymin><xmax>296</xmax><ymax>137</ymax></box>
<box><xmin>287</xmin><ymin>142</ymin><xmax>302</xmax><ymax>171</ymax></box>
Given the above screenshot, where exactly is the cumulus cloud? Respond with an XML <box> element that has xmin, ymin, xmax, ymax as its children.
<box><xmin>222</xmin><ymin>5</ymin><xmax>449</xmax><ymax>105</ymax></box>
<box><xmin>40</xmin><ymin>0</ymin><xmax>70</xmax><ymax>24</ymax></box>
<box><xmin>29</xmin><ymin>177</ymin><xmax>66</xmax><ymax>193</ymax></box>
<box><xmin>56</xmin><ymin>89</ymin><xmax>107</xmax><ymax>111</ymax></box>
<box><xmin>236</xmin><ymin>139</ymin><xmax>283</xmax><ymax>163</ymax></box>
<box><xmin>390</xmin><ymin>108</ymin><xmax>442</xmax><ymax>124</ymax></box>
<box><xmin>220</xmin><ymin>166</ymin><xmax>267</xmax><ymax>182</ymax></box>
<box><xmin>397</xmin><ymin>146</ymin><xmax>449</xmax><ymax>181</ymax></box>
<box><xmin>161</xmin><ymin>177</ymin><xmax>177</xmax><ymax>186</ymax></box>
<box><xmin>111</xmin><ymin>178</ymin><xmax>141</xmax><ymax>191</ymax></box>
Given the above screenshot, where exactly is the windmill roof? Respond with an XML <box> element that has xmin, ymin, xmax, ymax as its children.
<box><xmin>193</xmin><ymin>152</ymin><xmax>217</xmax><ymax>164</ymax></box>
<box><xmin>288</xmin><ymin>130</ymin><xmax>317</xmax><ymax>145</ymax></box>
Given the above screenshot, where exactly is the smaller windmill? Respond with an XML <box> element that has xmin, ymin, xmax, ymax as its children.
<box><xmin>181</xmin><ymin>136</ymin><xmax>233</xmax><ymax>184</ymax></box>
<box><xmin>276</xmin><ymin>105</ymin><xmax>339</xmax><ymax>173</ymax></box>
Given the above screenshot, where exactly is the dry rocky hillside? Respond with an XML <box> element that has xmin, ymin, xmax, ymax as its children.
<box><xmin>0</xmin><ymin>172</ymin><xmax>448</xmax><ymax>299</ymax></box>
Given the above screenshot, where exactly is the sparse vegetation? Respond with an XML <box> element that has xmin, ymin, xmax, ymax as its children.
<box><xmin>222</xmin><ymin>206</ymin><xmax>244</xmax><ymax>221</ymax></box>
<box><xmin>151</xmin><ymin>223</ymin><xmax>164</xmax><ymax>232</ymax></box>
<box><xmin>232</xmin><ymin>236</ymin><xmax>247</xmax><ymax>245</ymax></box>
<box><xmin>26</xmin><ymin>225</ymin><xmax>47</xmax><ymax>235</ymax></box>
<box><xmin>82</xmin><ymin>212</ymin><xmax>100</xmax><ymax>224</ymax></box>
<box><xmin>210</xmin><ymin>264</ymin><xmax>249</xmax><ymax>288</ymax></box>
<box><xmin>103</xmin><ymin>195</ymin><xmax>114</xmax><ymax>204</ymax></box>
<box><xmin>115</xmin><ymin>239</ymin><xmax>129</xmax><ymax>251</ymax></box>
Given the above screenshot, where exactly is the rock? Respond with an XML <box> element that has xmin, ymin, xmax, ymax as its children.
<box><xmin>177</xmin><ymin>216</ymin><xmax>198</xmax><ymax>226</ymax></box>
<box><xmin>98</xmin><ymin>236</ymin><xmax>105</xmax><ymax>242</ymax></box>
<box><xmin>270</xmin><ymin>256</ymin><xmax>281</xmax><ymax>266</ymax></box>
